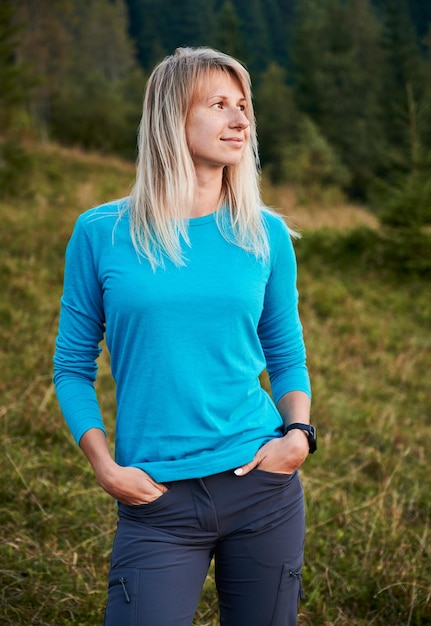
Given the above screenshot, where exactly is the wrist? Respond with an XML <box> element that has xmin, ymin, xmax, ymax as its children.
<box><xmin>94</xmin><ymin>457</ymin><xmax>120</xmax><ymax>489</ymax></box>
<box><xmin>287</xmin><ymin>427</ymin><xmax>309</xmax><ymax>443</ymax></box>
<box><xmin>79</xmin><ymin>429</ymin><xmax>118</xmax><ymax>486</ymax></box>
<box><xmin>284</xmin><ymin>423</ymin><xmax>317</xmax><ymax>454</ymax></box>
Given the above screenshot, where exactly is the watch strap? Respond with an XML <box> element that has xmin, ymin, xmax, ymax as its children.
<box><xmin>284</xmin><ymin>423</ymin><xmax>317</xmax><ymax>454</ymax></box>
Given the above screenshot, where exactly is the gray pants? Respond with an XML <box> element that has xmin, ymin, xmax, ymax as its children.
<box><xmin>103</xmin><ymin>468</ymin><xmax>305</xmax><ymax>626</ymax></box>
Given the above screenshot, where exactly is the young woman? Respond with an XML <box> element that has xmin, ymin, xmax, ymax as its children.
<box><xmin>54</xmin><ymin>47</ymin><xmax>315</xmax><ymax>626</ymax></box>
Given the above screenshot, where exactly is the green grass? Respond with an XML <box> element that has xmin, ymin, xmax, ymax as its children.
<box><xmin>1</xmin><ymin>143</ymin><xmax>430</xmax><ymax>625</ymax></box>
<box><xmin>295</xmin><ymin>232</ymin><xmax>431</xmax><ymax>625</ymax></box>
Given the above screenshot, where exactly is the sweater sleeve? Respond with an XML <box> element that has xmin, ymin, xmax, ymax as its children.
<box><xmin>53</xmin><ymin>215</ymin><xmax>106</xmax><ymax>445</ymax></box>
<box><xmin>257</xmin><ymin>217</ymin><xmax>311</xmax><ymax>402</ymax></box>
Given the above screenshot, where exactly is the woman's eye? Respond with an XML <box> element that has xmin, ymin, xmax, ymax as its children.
<box><xmin>211</xmin><ymin>101</ymin><xmax>246</xmax><ymax>111</ymax></box>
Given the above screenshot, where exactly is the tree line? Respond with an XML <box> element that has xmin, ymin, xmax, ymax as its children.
<box><xmin>1</xmin><ymin>0</ymin><xmax>431</xmax><ymax>271</ymax></box>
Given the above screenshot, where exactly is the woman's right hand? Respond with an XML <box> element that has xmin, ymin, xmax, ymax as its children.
<box><xmin>79</xmin><ymin>428</ymin><xmax>167</xmax><ymax>505</ymax></box>
<box><xmin>98</xmin><ymin>464</ymin><xmax>168</xmax><ymax>505</ymax></box>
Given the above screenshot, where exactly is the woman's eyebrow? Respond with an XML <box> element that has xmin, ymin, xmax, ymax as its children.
<box><xmin>207</xmin><ymin>94</ymin><xmax>247</xmax><ymax>102</ymax></box>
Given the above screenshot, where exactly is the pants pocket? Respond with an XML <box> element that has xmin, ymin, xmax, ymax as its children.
<box><xmin>270</xmin><ymin>563</ymin><xmax>304</xmax><ymax>626</ymax></box>
<box><xmin>253</xmin><ymin>468</ymin><xmax>298</xmax><ymax>482</ymax></box>
<box><xmin>104</xmin><ymin>568</ymin><xmax>138</xmax><ymax>626</ymax></box>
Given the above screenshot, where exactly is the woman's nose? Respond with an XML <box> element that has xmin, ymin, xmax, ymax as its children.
<box><xmin>229</xmin><ymin>109</ymin><xmax>250</xmax><ymax>129</ymax></box>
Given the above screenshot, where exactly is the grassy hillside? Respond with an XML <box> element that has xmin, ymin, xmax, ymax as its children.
<box><xmin>1</xmin><ymin>143</ymin><xmax>430</xmax><ymax>625</ymax></box>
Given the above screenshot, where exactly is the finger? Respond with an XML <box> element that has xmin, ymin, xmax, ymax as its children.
<box><xmin>134</xmin><ymin>469</ymin><xmax>166</xmax><ymax>493</ymax></box>
<box><xmin>144</xmin><ymin>475</ymin><xmax>168</xmax><ymax>495</ymax></box>
<box><xmin>234</xmin><ymin>459</ymin><xmax>258</xmax><ymax>476</ymax></box>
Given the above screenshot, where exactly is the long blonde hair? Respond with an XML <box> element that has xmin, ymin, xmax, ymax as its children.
<box><xmin>129</xmin><ymin>46</ymin><xmax>269</xmax><ymax>268</ymax></box>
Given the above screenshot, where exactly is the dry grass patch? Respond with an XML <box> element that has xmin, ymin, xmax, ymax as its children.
<box><xmin>261</xmin><ymin>181</ymin><xmax>379</xmax><ymax>231</ymax></box>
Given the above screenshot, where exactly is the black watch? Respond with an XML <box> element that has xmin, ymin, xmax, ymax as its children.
<box><xmin>284</xmin><ymin>423</ymin><xmax>317</xmax><ymax>454</ymax></box>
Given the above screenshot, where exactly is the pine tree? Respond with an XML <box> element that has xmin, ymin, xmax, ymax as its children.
<box><xmin>75</xmin><ymin>0</ymin><xmax>135</xmax><ymax>82</ymax></box>
<box><xmin>12</xmin><ymin>0</ymin><xmax>72</xmax><ymax>138</ymax></box>
<box><xmin>13</xmin><ymin>0</ymin><xmax>145</xmax><ymax>154</ymax></box>
<box><xmin>255</xmin><ymin>63</ymin><xmax>299</xmax><ymax>182</ymax></box>
<box><xmin>163</xmin><ymin>0</ymin><xmax>215</xmax><ymax>51</ymax></box>
<box><xmin>124</xmin><ymin>0</ymin><xmax>167</xmax><ymax>70</ymax></box>
<box><xmin>289</xmin><ymin>0</ymin><xmax>385</xmax><ymax>196</ymax></box>
<box><xmin>231</xmin><ymin>0</ymin><xmax>271</xmax><ymax>72</ymax></box>
<box><xmin>0</xmin><ymin>1</ymin><xmax>25</xmax><ymax>130</ymax></box>
<box><xmin>372</xmin><ymin>1</ymin><xmax>431</xmax><ymax>272</ymax></box>
<box><xmin>379</xmin><ymin>0</ymin><xmax>426</xmax><ymax>172</ymax></box>
<box><xmin>262</xmin><ymin>0</ymin><xmax>290</xmax><ymax>68</ymax></box>
<box><xmin>215</xmin><ymin>0</ymin><xmax>245</xmax><ymax>60</ymax></box>
<box><xmin>49</xmin><ymin>0</ymin><xmax>145</xmax><ymax>155</ymax></box>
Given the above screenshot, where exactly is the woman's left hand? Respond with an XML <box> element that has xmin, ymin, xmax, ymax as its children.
<box><xmin>234</xmin><ymin>429</ymin><xmax>309</xmax><ymax>476</ymax></box>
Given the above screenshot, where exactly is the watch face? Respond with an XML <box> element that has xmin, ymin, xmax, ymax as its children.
<box><xmin>285</xmin><ymin>423</ymin><xmax>317</xmax><ymax>453</ymax></box>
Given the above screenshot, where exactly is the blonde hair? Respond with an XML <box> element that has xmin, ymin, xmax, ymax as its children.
<box><xmin>128</xmin><ymin>46</ymin><xmax>269</xmax><ymax>268</ymax></box>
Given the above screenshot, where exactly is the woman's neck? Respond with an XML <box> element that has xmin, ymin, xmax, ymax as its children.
<box><xmin>190</xmin><ymin>168</ymin><xmax>223</xmax><ymax>218</ymax></box>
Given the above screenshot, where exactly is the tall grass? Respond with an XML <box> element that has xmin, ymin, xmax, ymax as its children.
<box><xmin>1</xmin><ymin>143</ymin><xmax>430</xmax><ymax>625</ymax></box>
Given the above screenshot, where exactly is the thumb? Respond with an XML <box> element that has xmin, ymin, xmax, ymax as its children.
<box><xmin>234</xmin><ymin>458</ymin><xmax>259</xmax><ymax>476</ymax></box>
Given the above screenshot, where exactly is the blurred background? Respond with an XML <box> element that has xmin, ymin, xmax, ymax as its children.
<box><xmin>2</xmin><ymin>0</ymin><xmax>431</xmax><ymax>268</ymax></box>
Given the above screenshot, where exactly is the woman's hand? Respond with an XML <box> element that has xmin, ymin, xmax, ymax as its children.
<box><xmin>234</xmin><ymin>429</ymin><xmax>309</xmax><ymax>476</ymax></box>
<box><xmin>97</xmin><ymin>464</ymin><xmax>168</xmax><ymax>505</ymax></box>
<box><xmin>233</xmin><ymin>390</ymin><xmax>312</xmax><ymax>476</ymax></box>
<box><xmin>79</xmin><ymin>428</ymin><xmax>167</xmax><ymax>505</ymax></box>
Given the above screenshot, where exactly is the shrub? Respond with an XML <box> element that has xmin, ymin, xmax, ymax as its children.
<box><xmin>282</xmin><ymin>117</ymin><xmax>351</xmax><ymax>204</ymax></box>
<box><xmin>0</xmin><ymin>140</ymin><xmax>33</xmax><ymax>199</ymax></box>
<box><xmin>376</xmin><ymin>168</ymin><xmax>431</xmax><ymax>274</ymax></box>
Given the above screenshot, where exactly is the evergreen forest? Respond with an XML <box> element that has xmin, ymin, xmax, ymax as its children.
<box><xmin>3</xmin><ymin>0</ymin><xmax>431</xmax><ymax>269</ymax></box>
<box><xmin>2</xmin><ymin>1</ymin><xmax>431</xmax><ymax>226</ymax></box>
<box><xmin>2</xmin><ymin>1</ymin><xmax>431</xmax><ymax>193</ymax></box>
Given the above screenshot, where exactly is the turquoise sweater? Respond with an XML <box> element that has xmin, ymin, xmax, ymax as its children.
<box><xmin>53</xmin><ymin>201</ymin><xmax>310</xmax><ymax>482</ymax></box>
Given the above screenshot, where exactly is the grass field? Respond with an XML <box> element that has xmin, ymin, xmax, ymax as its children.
<box><xmin>1</xmin><ymin>143</ymin><xmax>430</xmax><ymax>625</ymax></box>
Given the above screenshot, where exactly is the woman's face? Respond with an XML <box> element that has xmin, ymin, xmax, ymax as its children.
<box><xmin>186</xmin><ymin>70</ymin><xmax>250</xmax><ymax>175</ymax></box>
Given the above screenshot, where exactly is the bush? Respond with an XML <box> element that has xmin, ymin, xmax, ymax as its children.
<box><xmin>0</xmin><ymin>140</ymin><xmax>33</xmax><ymax>199</ymax></box>
<box><xmin>375</xmin><ymin>169</ymin><xmax>431</xmax><ymax>274</ymax></box>
<box><xmin>50</xmin><ymin>69</ymin><xmax>145</xmax><ymax>159</ymax></box>
<box><xmin>282</xmin><ymin>117</ymin><xmax>351</xmax><ymax>204</ymax></box>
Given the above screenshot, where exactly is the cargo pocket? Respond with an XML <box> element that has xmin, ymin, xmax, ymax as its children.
<box><xmin>270</xmin><ymin>563</ymin><xmax>305</xmax><ymax>625</ymax></box>
<box><xmin>103</xmin><ymin>568</ymin><xmax>139</xmax><ymax>626</ymax></box>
